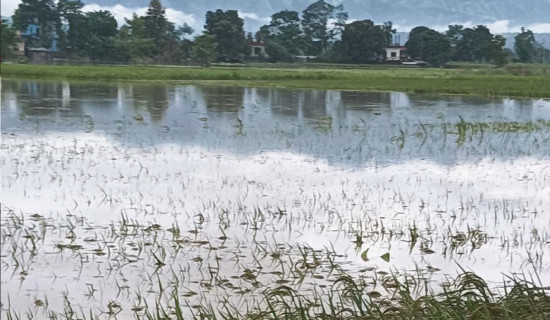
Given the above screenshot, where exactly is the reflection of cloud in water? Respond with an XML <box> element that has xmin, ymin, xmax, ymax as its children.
<box><xmin>2</xmin><ymin>80</ymin><xmax>550</xmax><ymax>317</ymax></box>
<box><xmin>2</xmin><ymin>80</ymin><xmax>550</xmax><ymax>168</ymax></box>
<box><xmin>2</xmin><ymin>133</ymin><xmax>549</xmax><ymax>285</ymax></box>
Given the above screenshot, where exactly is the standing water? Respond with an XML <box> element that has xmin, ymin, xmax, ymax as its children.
<box><xmin>2</xmin><ymin>80</ymin><xmax>550</xmax><ymax>318</ymax></box>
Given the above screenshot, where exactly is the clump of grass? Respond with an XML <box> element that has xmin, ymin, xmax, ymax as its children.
<box><xmin>188</xmin><ymin>271</ymin><xmax>550</xmax><ymax>320</ymax></box>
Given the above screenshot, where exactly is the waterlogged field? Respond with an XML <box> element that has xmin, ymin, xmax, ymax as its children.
<box><xmin>1</xmin><ymin>80</ymin><xmax>550</xmax><ymax>319</ymax></box>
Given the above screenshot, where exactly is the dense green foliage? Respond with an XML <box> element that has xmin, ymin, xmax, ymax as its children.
<box><xmin>515</xmin><ymin>27</ymin><xmax>537</xmax><ymax>63</ymax></box>
<box><xmin>3</xmin><ymin>64</ymin><xmax>549</xmax><ymax>98</ymax></box>
<box><xmin>301</xmin><ymin>0</ymin><xmax>348</xmax><ymax>55</ymax></box>
<box><xmin>1</xmin><ymin>19</ymin><xmax>19</xmax><ymax>58</ymax></box>
<box><xmin>68</xmin><ymin>10</ymin><xmax>120</xmax><ymax>61</ymax></box>
<box><xmin>257</xmin><ymin>10</ymin><xmax>306</xmax><ymax>60</ymax></box>
<box><xmin>339</xmin><ymin>20</ymin><xmax>391</xmax><ymax>63</ymax></box>
<box><xmin>113</xmin><ymin>14</ymin><xmax>155</xmax><ymax>63</ymax></box>
<box><xmin>406</xmin><ymin>27</ymin><xmax>452</xmax><ymax>66</ymax></box>
<box><xmin>3</xmin><ymin>0</ymin><xmax>549</xmax><ymax>66</ymax></box>
<box><xmin>191</xmin><ymin>34</ymin><xmax>217</xmax><ymax>66</ymax></box>
<box><xmin>446</xmin><ymin>25</ymin><xmax>507</xmax><ymax>65</ymax></box>
<box><xmin>204</xmin><ymin>9</ymin><xmax>248</xmax><ymax>60</ymax></box>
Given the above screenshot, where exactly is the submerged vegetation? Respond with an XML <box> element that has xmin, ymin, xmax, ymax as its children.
<box><xmin>3</xmin><ymin>63</ymin><xmax>550</xmax><ymax>98</ymax></box>
<box><xmin>2</xmin><ymin>210</ymin><xmax>549</xmax><ymax>320</ymax></box>
<box><xmin>2</xmin><ymin>81</ymin><xmax>550</xmax><ymax>319</ymax></box>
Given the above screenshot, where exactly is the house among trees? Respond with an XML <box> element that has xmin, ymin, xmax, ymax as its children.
<box><xmin>384</xmin><ymin>46</ymin><xmax>407</xmax><ymax>62</ymax></box>
<box><xmin>6</xmin><ymin>17</ymin><xmax>61</xmax><ymax>60</ymax></box>
<box><xmin>249</xmin><ymin>41</ymin><xmax>267</xmax><ymax>58</ymax></box>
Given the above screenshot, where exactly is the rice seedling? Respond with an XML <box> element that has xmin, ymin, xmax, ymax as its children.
<box><xmin>1</xmin><ymin>79</ymin><xmax>549</xmax><ymax>319</ymax></box>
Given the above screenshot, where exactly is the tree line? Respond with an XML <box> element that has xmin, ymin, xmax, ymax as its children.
<box><xmin>1</xmin><ymin>0</ymin><xmax>548</xmax><ymax>66</ymax></box>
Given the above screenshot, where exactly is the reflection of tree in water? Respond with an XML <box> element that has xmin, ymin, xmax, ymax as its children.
<box><xmin>340</xmin><ymin>91</ymin><xmax>390</xmax><ymax>111</ymax></box>
<box><xmin>267</xmin><ymin>88</ymin><xmax>300</xmax><ymax>117</ymax></box>
<box><xmin>132</xmin><ymin>85</ymin><xmax>170</xmax><ymax>123</ymax></box>
<box><xmin>70</xmin><ymin>83</ymin><xmax>119</xmax><ymax>101</ymax></box>
<box><xmin>300</xmin><ymin>90</ymin><xmax>328</xmax><ymax>119</ymax></box>
<box><xmin>16</xmin><ymin>81</ymin><xmax>63</xmax><ymax>116</ymax></box>
<box><xmin>200</xmin><ymin>86</ymin><xmax>244</xmax><ymax>113</ymax></box>
<box><xmin>68</xmin><ymin>83</ymin><xmax>118</xmax><ymax>114</ymax></box>
<box><xmin>299</xmin><ymin>90</ymin><xmax>335</xmax><ymax>132</ymax></box>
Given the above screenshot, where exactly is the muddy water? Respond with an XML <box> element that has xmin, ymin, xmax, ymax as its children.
<box><xmin>2</xmin><ymin>79</ymin><xmax>550</xmax><ymax>318</ymax></box>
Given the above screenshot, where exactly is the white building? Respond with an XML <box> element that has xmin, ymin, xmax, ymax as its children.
<box><xmin>384</xmin><ymin>46</ymin><xmax>407</xmax><ymax>62</ymax></box>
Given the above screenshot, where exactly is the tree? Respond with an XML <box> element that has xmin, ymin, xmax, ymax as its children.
<box><xmin>113</xmin><ymin>14</ymin><xmax>155</xmax><ymax>63</ymax></box>
<box><xmin>257</xmin><ymin>10</ymin><xmax>309</xmax><ymax>61</ymax></box>
<box><xmin>339</xmin><ymin>20</ymin><xmax>387</xmax><ymax>63</ymax></box>
<box><xmin>56</xmin><ymin>0</ymin><xmax>84</xmax><ymax>50</ymax></box>
<box><xmin>406</xmin><ymin>26</ymin><xmax>451</xmax><ymax>66</ymax></box>
<box><xmin>1</xmin><ymin>19</ymin><xmax>19</xmax><ymax>58</ymax></box>
<box><xmin>179</xmin><ymin>23</ymin><xmax>194</xmax><ymax>39</ymax></box>
<box><xmin>143</xmin><ymin>0</ymin><xmax>184</xmax><ymax>63</ymax></box>
<box><xmin>191</xmin><ymin>33</ymin><xmax>217</xmax><ymax>66</ymax></box>
<box><xmin>488</xmin><ymin>35</ymin><xmax>508</xmax><ymax>66</ymax></box>
<box><xmin>470</xmin><ymin>25</ymin><xmax>495</xmax><ymax>61</ymax></box>
<box><xmin>514</xmin><ymin>27</ymin><xmax>536</xmax><ymax>63</ymax></box>
<box><xmin>302</xmin><ymin>0</ymin><xmax>348</xmax><ymax>55</ymax></box>
<box><xmin>204</xmin><ymin>9</ymin><xmax>248</xmax><ymax>59</ymax></box>
<box><xmin>12</xmin><ymin>0</ymin><xmax>61</xmax><ymax>49</ymax></box>
<box><xmin>144</xmin><ymin>0</ymin><xmax>177</xmax><ymax>48</ymax></box>
<box><xmin>64</xmin><ymin>10</ymin><xmax>117</xmax><ymax>58</ymax></box>
<box><xmin>447</xmin><ymin>25</ymin><xmax>507</xmax><ymax>64</ymax></box>
<box><xmin>258</xmin><ymin>10</ymin><xmax>305</xmax><ymax>54</ymax></box>
<box><xmin>264</xmin><ymin>41</ymin><xmax>295</xmax><ymax>62</ymax></box>
<box><xmin>84</xmin><ymin>11</ymin><xmax>119</xmax><ymax>61</ymax></box>
<box><xmin>57</xmin><ymin>0</ymin><xmax>83</xmax><ymax>20</ymax></box>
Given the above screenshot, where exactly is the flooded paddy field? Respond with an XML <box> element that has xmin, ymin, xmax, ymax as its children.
<box><xmin>1</xmin><ymin>79</ymin><xmax>550</xmax><ymax>319</ymax></box>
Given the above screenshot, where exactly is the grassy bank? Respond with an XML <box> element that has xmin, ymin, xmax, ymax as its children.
<box><xmin>2</xmin><ymin>63</ymin><xmax>550</xmax><ymax>98</ymax></box>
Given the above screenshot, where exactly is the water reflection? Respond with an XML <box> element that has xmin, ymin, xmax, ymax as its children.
<box><xmin>2</xmin><ymin>80</ymin><xmax>550</xmax><ymax>318</ymax></box>
<box><xmin>3</xmin><ymin>80</ymin><xmax>549</xmax><ymax>165</ymax></box>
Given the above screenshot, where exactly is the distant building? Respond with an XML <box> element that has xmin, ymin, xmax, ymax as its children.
<box><xmin>8</xmin><ymin>17</ymin><xmax>61</xmax><ymax>59</ymax></box>
<box><xmin>384</xmin><ymin>46</ymin><xmax>407</xmax><ymax>62</ymax></box>
<box><xmin>249</xmin><ymin>41</ymin><xmax>267</xmax><ymax>58</ymax></box>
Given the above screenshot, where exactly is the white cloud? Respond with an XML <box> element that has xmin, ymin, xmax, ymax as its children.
<box><xmin>82</xmin><ymin>4</ymin><xmax>146</xmax><ymax>27</ymax></box>
<box><xmin>238</xmin><ymin>11</ymin><xmax>270</xmax><ymax>24</ymax></box>
<box><xmin>165</xmin><ymin>8</ymin><xmax>197</xmax><ymax>28</ymax></box>
<box><xmin>528</xmin><ymin>23</ymin><xmax>550</xmax><ymax>33</ymax></box>
<box><xmin>486</xmin><ymin>20</ymin><xmax>514</xmax><ymax>33</ymax></box>
<box><xmin>82</xmin><ymin>4</ymin><xmax>197</xmax><ymax>31</ymax></box>
<box><xmin>1</xmin><ymin>0</ymin><xmax>21</xmax><ymax>17</ymax></box>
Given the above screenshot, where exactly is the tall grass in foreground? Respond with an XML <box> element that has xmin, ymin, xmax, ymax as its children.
<box><xmin>185</xmin><ymin>272</ymin><xmax>550</xmax><ymax>320</ymax></box>
<box><xmin>9</xmin><ymin>271</ymin><xmax>546</xmax><ymax>320</ymax></box>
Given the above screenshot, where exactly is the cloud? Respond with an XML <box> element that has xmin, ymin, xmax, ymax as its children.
<box><xmin>165</xmin><ymin>8</ymin><xmax>197</xmax><ymax>28</ymax></box>
<box><xmin>81</xmin><ymin>4</ymin><xmax>146</xmax><ymax>27</ymax></box>
<box><xmin>238</xmin><ymin>11</ymin><xmax>270</xmax><ymax>24</ymax></box>
<box><xmin>82</xmin><ymin>4</ymin><xmax>197</xmax><ymax>30</ymax></box>
<box><xmin>1</xmin><ymin>0</ymin><xmax>21</xmax><ymax>17</ymax></box>
<box><xmin>528</xmin><ymin>23</ymin><xmax>550</xmax><ymax>33</ymax></box>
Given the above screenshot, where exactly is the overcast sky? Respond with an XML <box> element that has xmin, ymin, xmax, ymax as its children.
<box><xmin>3</xmin><ymin>0</ymin><xmax>550</xmax><ymax>34</ymax></box>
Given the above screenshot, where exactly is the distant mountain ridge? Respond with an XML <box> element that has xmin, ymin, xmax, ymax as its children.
<box><xmin>83</xmin><ymin>0</ymin><xmax>550</xmax><ymax>27</ymax></box>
